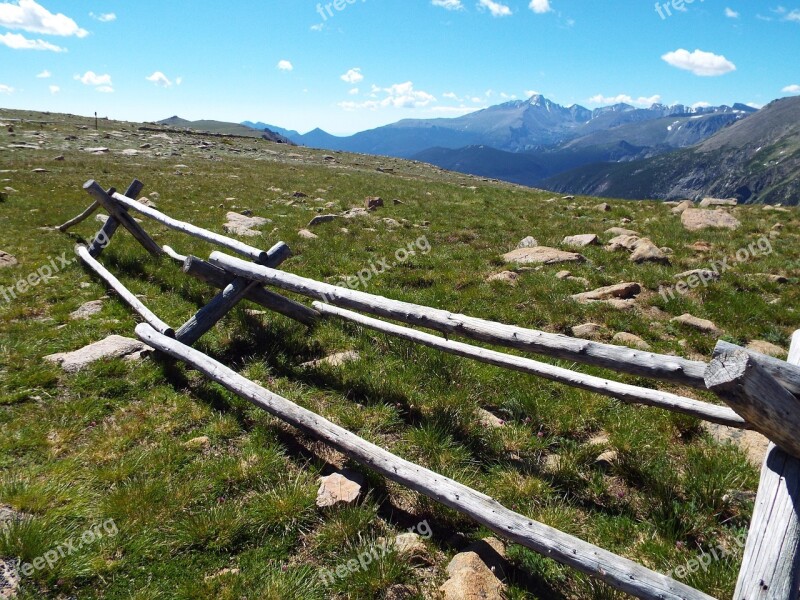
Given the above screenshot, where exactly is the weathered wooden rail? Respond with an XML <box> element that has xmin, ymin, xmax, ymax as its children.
<box><xmin>57</xmin><ymin>178</ymin><xmax>800</xmax><ymax>600</ymax></box>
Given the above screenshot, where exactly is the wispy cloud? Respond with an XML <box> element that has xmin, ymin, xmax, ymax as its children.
<box><xmin>0</xmin><ymin>31</ymin><xmax>66</xmax><ymax>51</ymax></box>
<box><xmin>661</xmin><ymin>48</ymin><xmax>736</xmax><ymax>76</ymax></box>
<box><xmin>477</xmin><ymin>0</ymin><xmax>511</xmax><ymax>17</ymax></box>
<box><xmin>432</xmin><ymin>0</ymin><xmax>464</xmax><ymax>9</ymax></box>
<box><xmin>587</xmin><ymin>93</ymin><xmax>661</xmax><ymax>107</ymax></box>
<box><xmin>339</xmin><ymin>81</ymin><xmax>436</xmax><ymax>110</ymax></box>
<box><xmin>36</xmin><ymin>69</ymin><xmax>50</xmax><ymax>78</ymax></box>
<box><xmin>0</xmin><ymin>0</ymin><xmax>87</xmax><ymax>37</ymax></box>
<box><xmin>277</xmin><ymin>59</ymin><xmax>293</xmax><ymax>71</ymax></box>
<box><xmin>48</xmin><ymin>84</ymin><xmax>59</xmax><ymax>94</ymax></box>
<box><xmin>0</xmin><ymin>83</ymin><xmax>14</xmax><ymax>94</ymax></box>
<box><xmin>89</xmin><ymin>12</ymin><xmax>116</xmax><ymax>22</ymax></box>
<box><xmin>724</xmin><ymin>7</ymin><xmax>740</xmax><ymax>18</ymax></box>
<box><xmin>340</xmin><ymin>68</ymin><xmax>364</xmax><ymax>84</ymax></box>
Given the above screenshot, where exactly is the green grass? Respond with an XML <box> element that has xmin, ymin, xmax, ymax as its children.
<box><xmin>0</xmin><ymin>107</ymin><xmax>798</xmax><ymax>598</ymax></box>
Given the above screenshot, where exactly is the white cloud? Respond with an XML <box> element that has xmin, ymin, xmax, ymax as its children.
<box><xmin>0</xmin><ymin>84</ymin><xmax>14</xmax><ymax>94</ymax></box>
<box><xmin>431</xmin><ymin>105</ymin><xmax>481</xmax><ymax>114</ymax></box>
<box><xmin>0</xmin><ymin>0</ymin><xmax>87</xmax><ymax>37</ymax></box>
<box><xmin>277</xmin><ymin>60</ymin><xmax>293</xmax><ymax>71</ymax></box>
<box><xmin>146</xmin><ymin>71</ymin><xmax>172</xmax><ymax>87</ymax></box>
<box><xmin>587</xmin><ymin>93</ymin><xmax>662</xmax><ymax>107</ymax></box>
<box><xmin>691</xmin><ymin>101</ymin><xmax>712</xmax><ymax>109</ymax></box>
<box><xmin>96</xmin><ymin>85</ymin><xmax>113</xmax><ymax>93</ymax></box>
<box><xmin>340</xmin><ymin>67</ymin><xmax>364</xmax><ymax>84</ymax></box>
<box><xmin>75</xmin><ymin>70</ymin><xmax>112</xmax><ymax>86</ymax></box>
<box><xmin>529</xmin><ymin>0</ymin><xmax>552</xmax><ymax>14</ymax></box>
<box><xmin>310</xmin><ymin>23</ymin><xmax>324</xmax><ymax>31</ymax></box>
<box><xmin>442</xmin><ymin>91</ymin><xmax>460</xmax><ymax>100</ymax></box>
<box><xmin>48</xmin><ymin>84</ymin><xmax>59</xmax><ymax>94</ymax></box>
<box><xmin>724</xmin><ymin>7</ymin><xmax>740</xmax><ymax>18</ymax></box>
<box><xmin>477</xmin><ymin>0</ymin><xmax>511</xmax><ymax>17</ymax></box>
<box><xmin>0</xmin><ymin>31</ymin><xmax>65</xmax><ymax>51</ymax></box>
<box><xmin>786</xmin><ymin>9</ymin><xmax>800</xmax><ymax>22</ymax></box>
<box><xmin>89</xmin><ymin>12</ymin><xmax>116</xmax><ymax>22</ymax></box>
<box><xmin>339</xmin><ymin>81</ymin><xmax>436</xmax><ymax>110</ymax></box>
<box><xmin>524</xmin><ymin>89</ymin><xmax>540</xmax><ymax>97</ymax></box>
<box><xmin>783</xmin><ymin>84</ymin><xmax>800</xmax><ymax>94</ymax></box>
<box><xmin>175</xmin><ymin>76</ymin><xmax>183</xmax><ymax>86</ymax></box>
<box><xmin>661</xmin><ymin>48</ymin><xmax>736</xmax><ymax>76</ymax></box>
<box><xmin>348</xmin><ymin>87</ymin><xmax>359</xmax><ymax>95</ymax></box>
<box><xmin>432</xmin><ymin>0</ymin><xmax>464</xmax><ymax>9</ymax></box>
<box><xmin>746</xmin><ymin>102</ymin><xmax>763</xmax><ymax>109</ymax></box>
<box><xmin>36</xmin><ymin>69</ymin><xmax>50</xmax><ymax>78</ymax></box>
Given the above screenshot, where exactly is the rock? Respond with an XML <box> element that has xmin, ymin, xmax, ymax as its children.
<box><xmin>440</xmin><ymin>541</ymin><xmax>506</xmax><ymax>600</ymax></box>
<box><xmin>562</xmin><ymin>234</ymin><xmax>599</xmax><ymax>248</ymax></box>
<box><xmin>588</xmin><ymin>432</ymin><xmax>610</xmax><ymax>446</ymax></box>
<box><xmin>382</xmin><ymin>218</ymin><xmax>401</xmax><ymax>228</ymax></box>
<box><xmin>298</xmin><ymin>229</ymin><xmax>318</xmax><ymax>239</ymax></box>
<box><xmin>543</xmin><ymin>454</ymin><xmax>561</xmax><ymax>473</ymax></box>
<box><xmin>0</xmin><ymin>251</ymin><xmax>17</xmax><ymax>268</ymax></box>
<box><xmin>605</xmin><ymin>234</ymin><xmax>641</xmax><ymax>251</ymax></box>
<box><xmin>0</xmin><ymin>557</ymin><xmax>19</xmax><ymax>600</ymax></box>
<box><xmin>595</xmin><ymin>450</ymin><xmax>618</xmax><ymax>469</ymax></box>
<box><xmin>595</xmin><ymin>202</ymin><xmax>612</xmax><ymax>212</ymax></box>
<box><xmin>555</xmin><ymin>270</ymin><xmax>572</xmax><ymax>280</ymax></box>
<box><xmin>84</xmin><ymin>147</ymin><xmax>110</xmax><ymax>153</ymax></box>
<box><xmin>308</xmin><ymin>214</ymin><xmax>337</xmax><ymax>227</ymax></box>
<box><xmin>365</xmin><ymin>196</ymin><xmax>384</xmax><ymax>211</ymax></box>
<box><xmin>120</xmin><ymin>149</ymin><xmax>138</xmax><ymax>156</ymax></box>
<box><xmin>292</xmin><ymin>191</ymin><xmax>308</xmax><ymax>198</ymax></box>
<box><xmin>392</xmin><ymin>198</ymin><xmax>405</xmax><ymax>205</ymax></box>
<box><xmin>341</xmin><ymin>207</ymin><xmax>370</xmax><ymax>219</ymax></box>
<box><xmin>572</xmin><ymin>282</ymin><xmax>641</xmax><ymax>304</ymax></box>
<box><xmin>477</xmin><ymin>408</ymin><xmax>504</xmax><ymax>428</ymax></box>
<box><xmin>746</xmin><ymin>340</ymin><xmax>787</xmax><ymax>359</ymax></box>
<box><xmin>605</xmin><ymin>227</ymin><xmax>639</xmax><ymax>236</ymax></box>
<box><xmin>516</xmin><ymin>236</ymin><xmax>538</xmax><ymax>249</ymax></box>
<box><xmin>671</xmin><ymin>200</ymin><xmax>693</xmax><ymax>215</ymax></box>
<box><xmin>562</xmin><ymin>195</ymin><xmax>575</xmax><ymax>200</ymax></box>
<box><xmin>393</xmin><ymin>533</ymin><xmax>428</xmax><ymax>560</ymax></box>
<box><xmin>674</xmin><ymin>269</ymin><xmax>720</xmax><ymax>282</ymax></box>
<box><xmin>223</xmin><ymin>212</ymin><xmax>270</xmax><ymax>237</ymax></box>
<box><xmin>183</xmin><ymin>436</ymin><xmax>210</xmax><ymax>449</ymax></box>
<box><xmin>681</xmin><ymin>208</ymin><xmax>741</xmax><ymax>231</ymax></box>
<box><xmin>32</xmin><ymin>167</ymin><xmax>48</xmax><ymax>173</ymax></box>
<box><xmin>502</xmin><ymin>247</ymin><xmax>584</xmax><ymax>265</ymax></box>
<box><xmin>688</xmin><ymin>241</ymin><xmax>713</xmax><ymax>253</ymax></box>
<box><xmin>699</xmin><ymin>197</ymin><xmax>737</xmax><ymax>208</ymax></box>
<box><xmin>486</xmin><ymin>271</ymin><xmax>518</xmax><ymax>285</ymax></box>
<box><xmin>301</xmin><ymin>351</ymin><xmax>359</xmax><ymax>369</ymax></box>
<box><xmin>385</xmin><ymin>584</ymin><xmax>416</xmax><ymax>599</ymax></box>
<box><xmin>316</xmin><ymin>470</ymin><xmax>363</xmax><ymax>507</ymax></box>
<box><xmin>45</xmin><ymin>335</ymin><xmax>148</xmax><ymax>373</ymax></box>
<box><xmin>671</xmin><ymin>314</ymin><xmax>722</xmax><ymax>335</ymax></box>
<box><xmin>629</xmin><ymin>238</ymin><xmax>669</xmax><ymax>264</ymax></box>
<box><xmin>765</xmin><ymin>274</ymin><xmax>789</xmax><ymax>284</ymax></box>
<box><xmin>69</xmin><ymin>299</ymin><xmax>103</xmax><ymax>320</ymax></box>
<box><xmin>612</xmin><ymin>332</ymin><xmax>651</xmax><ymax>350</ymax></box>
<box><xmin>703</xmin><ymin>423</ymin><xmax>769</xmax><ymax>467</ymax></box>
<box><xmin>572</xmin><ymin>323</ymin><xmax>605</xmax><ymax>339</ymax></box>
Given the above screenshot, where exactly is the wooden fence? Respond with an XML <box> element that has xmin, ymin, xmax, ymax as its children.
<box><xmin>57</xmin><ymin>179</ymin><xmax>800</xmax><ymax>600</ymax></box>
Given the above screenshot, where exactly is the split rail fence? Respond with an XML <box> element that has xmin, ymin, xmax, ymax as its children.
<box><xmin>57</xmin><ymin>178</ymin><xmax>800</xmax><ymax>600</ymax></box>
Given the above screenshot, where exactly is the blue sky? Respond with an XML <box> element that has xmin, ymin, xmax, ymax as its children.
<box><xmin>0</xmin><ymin>0</ymin><xmax>798</xmax><ymax>135</ymax></box>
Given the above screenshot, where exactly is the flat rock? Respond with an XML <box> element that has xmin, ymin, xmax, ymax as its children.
<box><xmin>572</xmin><ymin>282</ymin><xmax>641</xmax><ymax>304</ymax></box>
<box><xmin>316</xmin><ymin>470</ymin><xmax>363</xmax><ymax>507</ymax></box>
<box><xmin>477</xmin><ymin>408</ymin><xmax>504</xmax><ymax>428</ymax></box>
<box><xmin>223</xmin><ymin>212</ymin><xmax>270</xmax><ymax>237</ymax></box>
<box><xmin>595</xmin><ymin>450</ymin><xmax>619</xmax><ymax>469</ymax></box>
<box><xmin>699</xmin><ymin>197</ymin><xmax>737</xmax><ymax>208</ymax></box>
<box><xmin>32</xmin><ymin>167</ymin><xmax>48</xmax><ymax>173</ymax></box>
<box><xmin>486</xmin><ymin>271</ymin><xmax>518</xmax><ymax>285</ymax></box>
<box><xmin>516</xmin><ymin>236</ymin><xmax>538</xmax><ymax>248</ymax></box>
<box><xmin>0</xmin><ymin>251</ymin><xmax>17</xmax><ymax>268</ymax></box>
<box><xmin>342</xmin><ymin>207</ymin><xmax>370</xmax><ymax>219</ymax></box>
<box><xmin>84</xmin><ymin>147</ymin><xmax>110</xmax><ymax>153</ymax></box>
<box><xmin>308</xmin><ymin>214</ymin><xmax>337</xmax><ymax>227</ymax></box>
<box><xmin>441</xmin><ymin>545</ymin><xmax>506</xmax><ymax>600</ymax></box>
<box><xmin>562</xmin><ymin>234</ymin><xmax>599</xmax><ymax>248</ymax></box>
<box><xmin>671</xmin><ymin>313</ymin><xmax>722</xmax><ymax>335</ymax></box>
<box><xmin>605</xmin><ymin>234</ymin><xmax>641</xmax><ymax>251</ymax></box>
<box><xmin>671</xmin><ymin>200</ymin><xmax>693</xmax><ymax>215</ymax></box>
<box><xmin>69</xmin><ymin>299</ymin><xmax>103</xmax><ymax>320</ymax></box>
<box><xmin>382</xmin><ymin>218</ymin><xmax>401</xmax><ymax>228</ymax></box>
<box><xmin>502</xmin><ymin>247</ymin><xmax>584</xmax><ymax>265</ymax></box>
<box><xmin>45</xmin><ymin>335</ymin><xmax>148</xmax><ymax>373</ymax></box>
<box><xmin>630</xmin><ymin>238</ymin><xmax>669</xmax><ymax>264</ymax></box>
<box><xmin>572</xmin><ymin>323</ymin><xmax>605</xmax><ymax>339</ymax></box>
<box><xmin>605</xmin><ymin>227</ymin><xmax>639</xmax><ymax>236</ymax></box>
<box><xmin>746</xmin><ymin>340</ymin><xmax>787</xmax><ymax>359</ymax></box>
<box><xmin>301</xmin><ymin>351</ymin><xmax>359</xmax><ymax>369</ymax></box>
<box><xmin>674</xmin><ymin>269</ymin><xmax>720</xmax><ymax>282</ymax></box>
<box><xmin>595</xmin><ymin>202</ymin><xmax>612</xmax><ymax>211</ymax></box>
<box><xmin>681</xmin><ymin>208</ymin><xmax>741</xmax><ymax>231</ymax></box>
<box><xmin>687</xmin><ymin>241</ymin><xmax>713</xmax><ymax>253</ymax></box>
<box><xmin>298</xmin><ymin>228</ymin><xmax>318</xmax><ymax>239</ymax></box>
<box><xmin>612</xmin><ymin>332</ymin><xmax>651</xmax><ymax>350</ymax></box>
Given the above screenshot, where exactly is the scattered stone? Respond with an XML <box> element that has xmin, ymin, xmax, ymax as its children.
<box><xmin>605</xmin><ymin>234</ymin><xmax>641</xmax><ymax>251</ymax></box>
<box><xmin>298</xmin><ymin>228</ymin><xmax>318</xmax><ymax>239</ymax></box>
<box><xmin>365</xmin><ymin>196</ymin><xmax>384</xmax><ymax>211</ymax></box>
<box><xmin>605</xmin><ymin>227</ymin><xmax>639</xmax><ymax>236</ymax></box>
<box><xmin>572</xmin><ymin>323</ymin><xmax>605</xmax><ymax>339</ymax></box>
<box><xmin>572</xmin><ymin>282</ymin><xmax>641</xmax><ymax>304</ymax></box>
<box><xmin>486</xmin><ymin>271</ymin><xmax>518</xmax><ymax>285</ymax></box>
<box><xmin>0</xmin><ymin>557</ymin><xmax>19</xmax><ymax>600</ymax></box>
<box><xmin>69</xmin><ymin>299</ymin><xmax>103</xmax><ymax>320</ymax></box>
<box><xmin>595</xmin><ymin>450</ymin><xmax>619</xmax><ymax>469</ymax></box>
<box><xmin>308</xmin><ymin>214</ymin><xmax>337</xmax><ymax>227</ymax></box>
<box><xmin>223</xmin><ymin>212</ymin><xmax>270</xmax><ymax>237</ymax></box>
<box><xmin>120</xmin><ymin>149</ymin><xmax>139</xmax><ymax>156</ymax></box>
<box><xmin>612</xmin><ymin>332</ymin><xmax>651</xmax><ymax>350</ymax></box>
<box><xmin>301</xmin><ymin>351</ymin><xmax>359</xmax><ymax>369</ymax></box>
<box><xmin>681</xmin><ymin>208</ymin><xmax>741</xmax><ymax>231</ymax></box>
<box><xmin>477</xmin><ymin>408</ymin><xmax>504</xmax><ymax>428</ymax></box>
<box><xmin>562</xmin><ymin>195</ymin><xmax>575</xmax><ymax>200</ymax></box>
<box><xmin>32</xmin><ymin>167</ymin><xmax>48</xmax><ymax>173</ymax></box>
<box><xmin>688</xmin><ymin>241</ymin><xmax>713</xmax><ymax>253</ymax></box>
<box><xmin>316</xmin><ymin>470</ymin><xmax>363</xmax><ymax>507</ymax></box>
<box><xmin>392</xmin><ymin>198</ymin><xmax>405</xmax><ymax>205</ymax></box>
<box><xmin>746</xmin><ymin>340</ymin><xmax>787</xmax><ymax>359</ymax></box>
<box><xmin>630</xmin><ymin>238</ymin><xmax>669</xmax><ymax>264</ymax></box>
<box><xmin>385</xmin><ymin>584</ymin><xmax>417</xmax><ymax>599</ymax></box>
<box><xmin>671</xmin><ymin>314</ymin><xmax>722</xmax><ymax>335</ymax></box>
<box><xmin>765</xmin><ymin>274</ymin><xmax>789</xmax><ymax>284</ymax></box>
<box><xmin>0</xmin><ymin>251</ymin><xmax>17</xmax><ymax>268</ymax></box>
<box><xmin>516</xmin><ymin>236</ymin><xmax>538</xmax><ymax>249</ymax></box>
<box><xmin>183</xmin><ymin>436</ymin><xmax>210</xmax><ymax>449</ymax></box>
<box><xmin>440</xmin><ymin>539</ymin><xmax>506</xmax><ymax>600</ymax></box>
<box><xmin>704</xmin><ymin>423</ymin><xmax>769</xmax><ymax>467</ymax></box>
<box><xmin>555</xmin><ymin>270</ymin><xmax>571</xmax><ymax>280</ymax></box>
<box><xmin>382</xmin><ymin>217</ymin><xmax>401</xmax><ymax>228</ymax></box>
<box><xmin>502</xmin><ymin>247</ymin><xmax>584</xmax><ymax>265</ymax></box>
<box><xmin>45</xmin><ymin>335</ymin><xmax>148</xmax><ymax>373</ymax></box>
<box><xmin>671</xmin><ymin>200</ymin><xmax>693</xmax><ymax>215</ymax></box>
<box><xmin>292</xmin><ymin>191</ymin><xmax>308</xmax><ymax>198</ymax></box>
<box><xmin>674</xmin><ymin>269</ymin><xmax>720</xmax><ymax>282</ymax></box>
<box><xmin>699</xmin><ymin>197</ymin><xmax>737</xmax><ymax>208</ymax></box>
<box><xmin>341</xmin><ymin>207</ymin><xmax>370</xmax><ymax>219</ymax></box>
<box><xmin>595</xmin><ymin>202</ymin><xmax>612</xmax><ymax>212</ymax></box>
<box><xmin>562</xmin><ymin>234</ymin><xmax>599</xmax><ymax>248</ymax></box>
<box><xmin>83</xmin><ymin>147</ymin><xmax>110</xmax><ymax>153</ymax></box>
